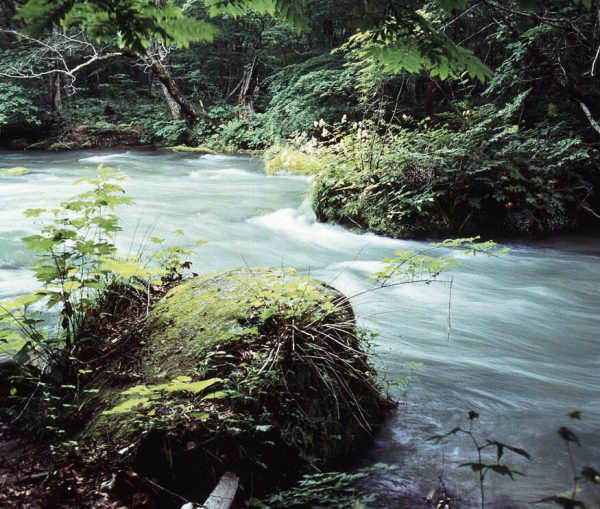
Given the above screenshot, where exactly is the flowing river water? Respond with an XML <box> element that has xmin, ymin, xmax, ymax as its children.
<box><xmin>0</xmin><ymin>150</ymin><xmax>598</xmax><ymax>508</ymax></box>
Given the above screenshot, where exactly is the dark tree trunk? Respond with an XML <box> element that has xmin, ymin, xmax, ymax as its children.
<box><xmin>124</xmin><ymin>46</ymin><xmax>210</xmax><ymax>125</ymax></box>
<box><xmin>151</xmin><ymin>72</ymin><xmax>183</xmax><ymax>120</ymax></box>
<box><xmin>149</xmin><ymin>57</ymin><xmax>201</xmax><ymax>123</ymax></box>
<box><xmin>50</xmin><ymin>69</ymin><xmax>62</xmax><ymax>113</ymax></box>
<box><xmin>237</xmin><ymin>55</ymin><xmax>260</xmax><ymax>117</ymax></box>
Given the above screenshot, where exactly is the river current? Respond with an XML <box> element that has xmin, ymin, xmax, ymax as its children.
<box><xmin>0</xmin><ymin>150</ymin><xmax>598</xmax><ymax>508</ymax></box>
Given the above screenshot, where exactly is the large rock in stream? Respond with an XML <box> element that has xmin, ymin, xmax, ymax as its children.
<box><xmin>87</xmin><ymin>268</ymin><xmax>390</xmax><ymax>506</ymax></box>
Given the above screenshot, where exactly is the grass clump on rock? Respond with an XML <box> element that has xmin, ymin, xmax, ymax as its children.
<box><xmin>87</xmin><ymin>267</ymin><xmax>392</xmax><ymax>507</ymax></box>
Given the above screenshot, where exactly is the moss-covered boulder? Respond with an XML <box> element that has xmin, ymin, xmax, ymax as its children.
<box><xmin>86</xmin><ymin>268</ymin><xmax>390</xmax><ymax>506</ymax></box>
<box><xmin>1</xmin><ymin>167</ymin><xmax>29</xmax><ymax>176</ymax></box>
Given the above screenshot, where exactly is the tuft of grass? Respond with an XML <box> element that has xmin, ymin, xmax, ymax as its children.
<box><xmin>264</xmin><ymin>145</ymin><xmax>322</xmax><ymax>175</ymax></box>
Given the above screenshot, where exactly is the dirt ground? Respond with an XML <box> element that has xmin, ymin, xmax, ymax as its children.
<box><xmin>0</xmin><ymin>425</ymin><xmax>119</xmax><ymax>508</ymax></box>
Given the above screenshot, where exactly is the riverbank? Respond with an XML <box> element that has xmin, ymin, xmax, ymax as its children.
<box><xmin>0</xmin><ymin>427</ymin><xmax>116</xmax><ymax>508</ymax></box>
<box><xmin>3</xmin><ymin>142</ymin><xmax>599</xmax><ymax>242</ymax></box>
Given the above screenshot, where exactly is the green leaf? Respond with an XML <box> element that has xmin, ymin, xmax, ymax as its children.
<box><xmin>24</xmin><ymin>208</ymin><xmax>46</xmax><ymax>218</ymax></box>
<box><xmin>62</xmin><ymin>281</ymin><xmax>81</xmax><ymax>293</ymax></box>
<box><xmin>19</xmin><ymin>0</ymin><xmax>219</xmax><ymax>53</ymax></box>
<box><xmin>100</xmin><ymin>257</ymin><xmax>147</xmax><ymax>279</ymax></box>
<box><xmin>202</xmin><ymin>391</ymin><xmax>229</xmax><ymax>400</ymax></box>
<box><xmin>191</xmin><ymin>412</ymin><xmax>210</xmax><ymax>421</ymax></box>
<box><xmin>260</xmin><ymin>307</ymin><xmax>278</xmax><ymax>321</ymax></box>
<box><xmin>255</xmin><ymin>424</ymin><xmax>272</xmax><ymax>432</ymax></box>
<box><xmin>102</xmin><ymin>397</ymin><xmax>151</xmax><ymax>415</ymax></box>
<box><xmin>161</xmin><ymin>377</ymin><xmax>221</xmax><ymax>394</ymax></box>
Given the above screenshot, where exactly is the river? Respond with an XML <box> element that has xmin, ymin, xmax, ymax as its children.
<box><xmin>1</xmin><ymin>149</ymin><xmax>598</xmax><ymax>508</ymax></box>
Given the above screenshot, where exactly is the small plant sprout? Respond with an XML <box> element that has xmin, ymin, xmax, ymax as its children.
<box><xmin>534</xmin><ymin>411</ymin><xmax>600</xmax><ymax>509</ymax></box>
<box><xmin>429</xmin><ymin>411</ymin><xmax>531</xmax><ymax>509</ymax></box>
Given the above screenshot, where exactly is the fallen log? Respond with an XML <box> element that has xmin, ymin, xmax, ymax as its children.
<box><xmin>181</xmin><ymin>472</ymin><xmax>239</xmax><ymax>509</ymax></box>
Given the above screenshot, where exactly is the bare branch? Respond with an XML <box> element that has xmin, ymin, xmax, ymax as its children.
<box><xmin>591</xmin><ymin>43</ymin><xmax>600</xmax><ymax>76</ymax></box>
<box><xmin>0</xmin><ymin>28</ymin><xmax>123</xmax><ymax>95</ymax></box>
<box><xmin>577</xmin><ymin>100</ymin><xmax>600</xmax><ymax>136</ymax></box>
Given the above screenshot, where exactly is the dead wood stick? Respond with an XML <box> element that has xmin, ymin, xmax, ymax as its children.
<box><xmin>181</xmin><ymin>471</ymin><xmax>239</xmax><ymax>509</ymax></box>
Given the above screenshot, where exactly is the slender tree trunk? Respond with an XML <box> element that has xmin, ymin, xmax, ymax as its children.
<box><xmin>140</xmin><ymin>43</ymin><xmax>209</xmax><ymax>125</ymax></box>
<box><xmin>148</xmin><ymin>41</ymin><xmax>182</xmax><ymax>120</ymax></box>
<box><xmin>124</xmin><ymin>45</ymin><xmax>210</xmax><ymax>125</ymax></box>
<box><xmin>49</xmin><ymin>68</ymin><xmax>62</xmax><ymax>112</ymax></box>
<box><xmin>237</xmin><ymin>54</ymin><xmax>260</xmax><ymax>117</ymax></box>
<box><xmin>151</xmin><ymin>73</ymin><xmax>182</xmax><ymax>119</ymax></box>
<box><xmin>149</xmin><ymin>57</ymin><xmax>208</xmax><ymax>124</ymax></box>
<box><xmin>49</xmin><ymin>25</ymin><xmax>63</xmax><ymax>113</ymax></box>
<box><xmin>237</xmin><ymin>32</ymin><xmax>263</xmax><ymax>118</ymax></box>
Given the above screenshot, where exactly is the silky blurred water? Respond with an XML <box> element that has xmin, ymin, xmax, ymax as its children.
<box><xmin>1</xmin><ymin>149</ymin><xmax>598</xmax><ymax>508</ymax></box>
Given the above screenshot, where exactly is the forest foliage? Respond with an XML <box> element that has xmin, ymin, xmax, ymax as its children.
<box><xmin>1</xmin><ymin>2</ymin><xmax>600</xmax><ymax>507</ymax></box>
<box><xmin>0</xmin><ymin>0</ymin><xmax>599</xmax><ymax>235</ymax></box>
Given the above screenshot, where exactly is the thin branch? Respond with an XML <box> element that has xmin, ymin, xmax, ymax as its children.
<box><xmin>0</xmin><ymin>28</ymin><xmax>123</xmax><ymax>95</ymax></box>
<box><xmin>442</xmin><ymin>3</ymin><xmax>482</xmax><ymax>30</ymax></box>
<box><xmin>591</xmin><ymin>42</ymin><xmax>600</xmax><ymax>76</ymax></box>
<box><xmin>577</xmin><ymin>100</ymin><xmax>600</xmax><ymax>135</ymax></box>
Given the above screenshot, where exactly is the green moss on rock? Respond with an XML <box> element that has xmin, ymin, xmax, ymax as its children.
<box><xmin>166</xmin><ymin>145</ymin><xmax>216</xmax><ymax>154</ymax></box>
<box><xmin>1</xmin><ymin>167</ymin><xmax>30</xmax><ymax>176</ymax></box>
<box><xmin>85</xmin><ymin>268</ymin><xmax>391</xmax><ymax>506</ymax></box>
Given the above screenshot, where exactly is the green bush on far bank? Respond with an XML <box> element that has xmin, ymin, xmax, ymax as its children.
<box><xmin>307</xmin><ymin>93</ymin><xmax>595</xmax><ymax>237</ymax></box>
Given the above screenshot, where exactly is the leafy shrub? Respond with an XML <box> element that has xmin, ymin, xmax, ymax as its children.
<box><xmin>0</xmin><ymin>170</ymin><xmax>206</xmax><ymax>444</ymax></box>
<box><xmin>2</xmin><ymin>166</ymin><xmax>145</xmax><ymax>364</ymax></box>
<box><xmin>261</xmin><ymin>55</ymin><xmax>360</xmax><ymax>143</ymax></box>
<box><xmin>216</xmin><ymin>117</ymin><xmax>256</xmax><ymax>150</ymax></box>
<box><xmin>311</xmin><ymin>93</ymin><xmax>594</xmax><ymax>237</ymax></box>
<box><xmin>194</xmin><ymin>106</ymin><xmax>270</xmax><ymax>151</ymax></box>
<box><xmin>148</xmin><ymin>119</ymin><xmax>188</xmax><ymax>144</ymax></box>
<box><xmin>0</xmin><ymin>81</ymin><xmax>44</xmax><ymax>128</ymax></box>
<box><xmin>264</xmin><ymin>138</ymin><xmax>324</xmax><ymax>175</ymax></box>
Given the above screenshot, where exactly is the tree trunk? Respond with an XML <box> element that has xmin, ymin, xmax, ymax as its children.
<box><xmin>123</xmin><ymin>45</ymin><xmax>209</xmax><ymax>125</ymax></box>
<box><xmin>138</xmin><ymin>43</ymin><xmax>209</xmax><ymax>125</ymax></box>
<box><xmin>151</xmin><ymin>73</ymin><xmax>183</xmax><ymax>119</ymax></box>
<box><xmin>49</xmin><ymin>69</ymin><xmax>62</xmax><ymax>113</ymax></box>
<box><xmin>49</xmin><ymin>25</ymin><xmax>63</xmax><ymax>113</ymax></box>
<box><xmin>148</xmin><ymin>42</ymin><xmax>183</xmax><ymax>120</ymax></box>
<box><xmin>237</xmin><ymin>54</ymin><xmax>260</xmax><ymax>118</ymax></box>
<box><xmin>150</xmin><ymin>57</ymin><xmax>208</xmax><ymax>124</ymax></box>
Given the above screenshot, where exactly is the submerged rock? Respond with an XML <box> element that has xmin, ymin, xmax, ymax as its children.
<box><xmin>7</xmin><ymin>139</ymin><xmax>28</xmax><ymax>150</ymax></box>
<box><xmin>86</xmin><ymin>268</ymin><xmax>391</xmax><ymax>506</ymax></box>
<box><xmin>1</xmin><ymin>167</ymin><xmax>29</xmax><ymax>176</ymax></box>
